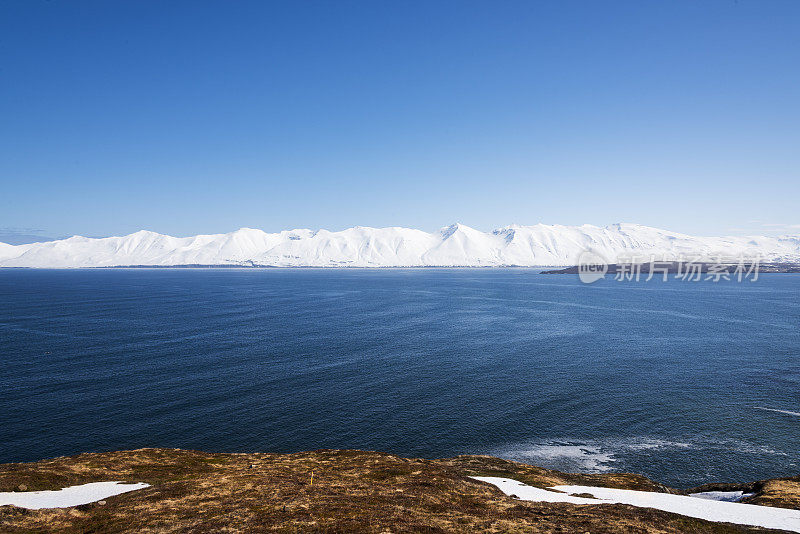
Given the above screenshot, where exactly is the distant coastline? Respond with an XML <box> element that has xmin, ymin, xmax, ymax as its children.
<box><xmin>4</xmin><ymin>262</ymin><xmax>800</xmax><ymax>271</ymax></box>
<box><xmin>2</xmin><ymin>223</ymin><xmax>800</xmax><ymax>268</ymax></box>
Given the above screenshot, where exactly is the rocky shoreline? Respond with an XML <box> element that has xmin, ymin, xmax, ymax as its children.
<box><xmin>1</xmin><ymin>448</ymin><xmax>799</xmax><ymax>533</ymax></box>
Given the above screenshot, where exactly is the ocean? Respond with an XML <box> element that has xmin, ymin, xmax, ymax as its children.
<box><xmin>1</xmin><ymin>268</ymin><xmax>798</xmax><ymax>488</ymax></box>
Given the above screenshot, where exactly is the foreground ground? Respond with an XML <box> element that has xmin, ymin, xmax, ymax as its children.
<box><xmin>1</xmin><ymin>448</ymin><xmax>799</xmax><ymax>533</ymax></box>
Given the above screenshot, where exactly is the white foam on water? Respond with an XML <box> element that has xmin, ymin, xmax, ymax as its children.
<box><xmin>716</xmin><ymin>438</ymin><xmax>790</xmax><ymax>457</ymax></box>
<box><xmin>756</xmin><ymin>407</ymin><xmax>800</xmax><ymax>417</ymax></box>
<box><xmin>491</xmin><ymin>435</ymin><xmax>792</xmax><ymax>482</ymax></box>
<box><xmin>492</xmin><ymin>437</ymin><xmax>692</xmax><ymax>474</ymax></box>
<box><xmin>0</xmin><ymin>482</ymin><xmax>149</xmax><ymax>509</ymax></box>
<box><xmin>512</xmin><ymin>444</ymin><xmax>616</xmax><ymax>473</ymax></box>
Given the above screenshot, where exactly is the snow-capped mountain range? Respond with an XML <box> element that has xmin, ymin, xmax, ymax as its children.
<box><xmin>1</xmin><ymin>223</ymin><xmax>798</xmax><ymax>268</ymax></box>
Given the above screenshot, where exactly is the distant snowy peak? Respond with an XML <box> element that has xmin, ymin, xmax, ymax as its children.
<box><xmin>1</xmin><ymin>224</ymin><xmax>798</xmax><ymax>268</ymax></box>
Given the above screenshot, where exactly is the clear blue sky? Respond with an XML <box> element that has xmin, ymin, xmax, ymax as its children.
<box><xmin>1</xmin><ymin>0</ymin><xmax>799</xmax><ymax>240</ymax></box>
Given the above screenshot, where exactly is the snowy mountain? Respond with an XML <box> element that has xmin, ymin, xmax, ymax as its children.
<box><xmin>1</xmin><ymin>223</ymin><xmax>798</xmax><ymax>268</ymax></box>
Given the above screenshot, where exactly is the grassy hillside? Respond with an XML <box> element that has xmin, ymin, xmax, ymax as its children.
<box><xmin>1</xmin><ymin>448</ymin><xmax>798</xmax><ymax>533</ymax></box>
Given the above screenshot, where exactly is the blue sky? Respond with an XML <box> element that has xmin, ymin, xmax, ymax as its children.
<box><xmin>1</xmin><ymin>0</ymin><xmax>799</xmax><ymax>241</ymax></box>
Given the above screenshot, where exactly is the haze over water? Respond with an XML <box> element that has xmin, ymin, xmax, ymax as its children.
<box><xmin>1</xmin><ymin>269</ymin><xmax>798</xmax><ymax>488</ymax></box>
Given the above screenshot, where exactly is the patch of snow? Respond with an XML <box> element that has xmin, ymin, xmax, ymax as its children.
<box><xmin>473</xmin><ymin>477</ymin><xmax>800</xmax><ymax>532</ymax></box>
<box><xmin>689</xmin><ymin>490</ymin><xmax>754</xmax><ymax>502</ymax></box>
<box><xmin>471</xmin><ymin>477</ymin><xmax>602</xmax><ymax>504</ymax></box>
<box><xmin>0</xmin><ymin>482</ymin><xmax>149</xmax><ymax>509</ymax></box>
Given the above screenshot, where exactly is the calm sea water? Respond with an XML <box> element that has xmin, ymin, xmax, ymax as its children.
<box><xmin>1</xmin><ymin>269</ymin><xmax>798</xmax><ymax>487</ymax></box>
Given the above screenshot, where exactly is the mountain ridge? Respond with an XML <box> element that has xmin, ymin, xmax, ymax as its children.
<box><xmin>1</xmin><ymin>223</ymin><xmax>799</xmax><ymax>268</ymax></box>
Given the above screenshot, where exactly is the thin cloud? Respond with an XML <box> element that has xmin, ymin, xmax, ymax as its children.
<box><xmin>762</xmin><ymin>223</ymin><xmax>800</xmax><ymax>229</ymax></box>
<box><xmin>0</xmin><ymin>226</ymin><xmax>47</xmax><ymax>234</ymax></box>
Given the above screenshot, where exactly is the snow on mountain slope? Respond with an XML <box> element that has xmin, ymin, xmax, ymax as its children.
<box><xmin>0</xmin><ymin>242</ymin><xmax>25</xmax><ymax>262</ymax></box>
<box><xmin>423</xmin><ymin>223</ymin><xmax>503</xmax><ymax>265</ymax></box>
<box><xmin>0</xmin><ymin>224</ymin><xmax>798</xmax><ymax>268</ymax></box>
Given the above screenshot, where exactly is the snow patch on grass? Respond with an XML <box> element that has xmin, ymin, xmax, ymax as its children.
<box><xmin>473</xmin><ymin>477</ymin><xmax>800</xmax><ymax>532</ymax></box>
<box><xmin>0</xmin><ymin>482</ymin><xmax>149</xmax><ymax>509</ymax></box>
<box><xmin>689</xmin><ymin>490</ymin><xmax>754</xmax><ymax>502</ymax></box>
<box><xmin>471</xmin><ymin>477</ymin><xmax>600</xmax><ymax>504</ymax></box>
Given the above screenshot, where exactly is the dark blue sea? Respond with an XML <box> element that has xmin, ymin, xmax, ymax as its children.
<box><xmin>1</xmin><ymin>269</ymin><xmax>798</xmax><ymax>488</ymax></box>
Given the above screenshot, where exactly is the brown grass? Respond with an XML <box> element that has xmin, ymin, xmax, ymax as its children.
<box><xmin>0</xmin><ymin>448</ymin><xmax>794</xmax><ymax>533</ymax></box>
